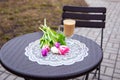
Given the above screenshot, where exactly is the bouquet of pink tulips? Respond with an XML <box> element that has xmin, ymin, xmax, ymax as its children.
<box><xmin>39</xmin><ymin>19</ymin><xmax>69</xmax><ymax>57</ymax></box>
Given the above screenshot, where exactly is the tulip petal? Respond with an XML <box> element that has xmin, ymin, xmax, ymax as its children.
<box><xmin>41</xmin><ymin>48</ymin><xmax>48</xmax><ymax>56</ymax></box>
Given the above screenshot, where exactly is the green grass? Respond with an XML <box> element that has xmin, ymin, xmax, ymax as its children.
<box><xmin>0</xmin><ymin>0</ymin><xmax>88</xmax><ymax>48</ymax></box>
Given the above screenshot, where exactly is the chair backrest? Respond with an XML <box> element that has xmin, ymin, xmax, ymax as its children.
<box><xmin>62</xmin><ymin>6</ymin><xmax>106</xmax><ymax>48</ymax></box>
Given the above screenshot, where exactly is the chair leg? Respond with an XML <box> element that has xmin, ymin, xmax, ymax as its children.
<box><xmin>98</xmin><ymin>65</ymin><xmax>101</xmax><ymax>80</ymax></box>
<box><xmin>93</xmin><ymin>65</ymin><xmax>101</xmax><ymax>80</ymax></box>
<box><xmin>93</xmin><ymin>69</ymin><xmax>98</xmax><ymax>78</ymax></box>
<box><xmin>85</xmin><ymin>73</ymin><xmax>89</xmax><ymax>80</ymax></box>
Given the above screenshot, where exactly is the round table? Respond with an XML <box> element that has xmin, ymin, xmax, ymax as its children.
<box><xmin>0</xmin><ymin>32</ymin><xmax>103</xmax><ymax>80</ymax></box>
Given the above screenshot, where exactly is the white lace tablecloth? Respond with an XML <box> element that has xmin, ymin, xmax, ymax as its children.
<box><xmin>25</xmin><ymin>39</ymin><xmax>89</xmax><ymax>66</ymax></box>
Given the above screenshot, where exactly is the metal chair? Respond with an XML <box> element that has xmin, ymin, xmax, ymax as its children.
<box><xmin>61</xmin><ymin>6</ymin><xmax>106</xmax><ymax>80</ymax></box>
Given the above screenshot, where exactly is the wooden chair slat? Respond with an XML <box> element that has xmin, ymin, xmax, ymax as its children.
<box><xmin>63</xmin><ymin>6</ymin><xmax>106</xmax><ymax>13</ymax></box>
<box><xmin>62</xmin><ymin>13</ymin><xmax>106</xmax><ymax>20</ymax></box>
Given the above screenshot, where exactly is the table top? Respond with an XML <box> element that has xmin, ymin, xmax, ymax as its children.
<box><xmin>0</xmin><ymin>32</ymin><xmax>103</xmax><ymax>80</ymax></box>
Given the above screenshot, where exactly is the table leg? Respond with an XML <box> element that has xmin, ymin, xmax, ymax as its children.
<box><xmin>85</xmin><ymin>73</ymin><xmax>89</xmax><ymax>80</ymax></box>
<box><xmin>94</xmin><ymin>69</ymin><xmax>98</xmax><ymax>77</ymax></box>
<box><xmin>98</xmin><ymin>65</ymin><xmax>101</xmax><ymax>80</ymax></box>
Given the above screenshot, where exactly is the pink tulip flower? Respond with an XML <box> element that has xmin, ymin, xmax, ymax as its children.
<box><xmin>41</xmin><ymin>45</ymin><xmax>50</xmax><ymax>57</ymax></box>
<box><xmin>58</xmin><ymin>45</ymin><xmax>69</xmax><ymax>55</ymax></box>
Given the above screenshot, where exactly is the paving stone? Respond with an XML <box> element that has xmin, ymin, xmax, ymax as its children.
<box><xmin>5</xmin><ymin>75</ymin><xmax>17</xmax><ymax>80</ymax></box>
<box><xmin>115</xmin><ymin>61</ymin><xmax>120</xmax><ymax>69</ymax></box>
<box><xmin>101</xmin><ymin>62</ymin><xmax>114</xmax><ymax>68</ymax></box>
<box><xmin>87</xmin><ymin>36</ymin><xmax>96</xmax><ymax>41</ymax></box>
<box><xmin>103</xmin><ymin>58</ymin><xmax>115</xmax><ymax>64</ymax></box>
<box><xmin>103</xmin><ymin>52</ymin><xmax>110</xmax><ymax>59</ymax></box>
<box><xmin>103</xmin><ymin>37</ymin><xmax>109</xmax><ymax>42</ymax></box>
<box><xmin>74</xmin><ymin>28</ymin><xmax>80</xmax><ymax>33</ymax></box>
<box><xmin>109</xmin><ymin>54</ymin><xmax>117</xmax><ymax>60</ymax></box>
<box><xmin>118</xmin><ymin>54</ymin><xmax>120</xmax><ymax>57</ymax></box>
<box><xmin>101</xmin><ymin>66</ymin><xmax>106</xmax><ymax>74</ymax></box>
<box><xmin>87</xmin><ymin>31</ymin><xmax>99</xmax><ymax>37</ymax></box>
<box><xmin>106</xmin><ymin>42</ymin><xmax>113</xmax><ymax>48</ymax></box>
<box><xmin>113</xmin><ymin>73</ymin><xmax>120</xmax><ymax>79</ymax></box>
<box><xmin>105</xmin><ymin>67</ymin><xmax>114</xmax><ymax>76</ymax></box>
<box><xmin>0</xmin><ymin>66</ymin><xmax>7</xmax><ymax>72</ymax></box>
<box><xmin>0</xmin><ymin>72</ymin><xmax>9</xmax><ymax>80</ymax></box>
<box><xmin>76</xmin><ymin>28</ymin><xmax>90</xmax><ymax>36</ymax></box>
<box><xmin>100</xmin><ymin>74</ymin><xmax>112</xmax><ymax>80</ymax></box>
<box><xmin>104</xmin><ymin>49</ymin><xmax>118</xmax><ymax>54</ymax></box>
<box><xmin>112</xmin><ymin>78</ymin><xmax>120</xmax><ymax>80</ymax></box>
<box><xmin>109</xmin><ymin>34</ymin><xmax>116</xmax><ymax>39</ymax></box>
<box><xmin>117</xmin><ymin>57</ymin><xmax>120</xmax><ymax>61</ymax></box>
<box><xmin>105</xmin><ymin>47</ymin><xmax>118</xmax><ymax>52</ymax></box>
<box><xmin>115</xmin><ymin>69</ymin><xmax>120</xmax><ymax>74</ymax></box>
<box><xmin>88</xmin><ymin>73</ymin><xmax>94</xmax><ymax>79</ymax></box>
<box><xmin>15</xmin><ymin>77</ymin><xmax>24</xmax><ymax>80</ymax></box>
<box><xmin>116</xmin><ymin>35</ymin><xmax>120</xmax><ymax>40</ymax></box>
<box><xmin>109</xmin><ymin>39</ymin><xmax>120</xmax><ymax>44</ymax></box>
<box><xmin>113</xmin><ymin>43</ymin><xmax>119</xmax><ymax>48</ymax></box>
<box><xmin>0</xmin><ymin>71</ymin><xmax>3</xmax><ymax>75</ymax></box>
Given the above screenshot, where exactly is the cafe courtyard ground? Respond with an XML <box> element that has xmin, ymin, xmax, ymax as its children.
<box><xmin>0</xmin><ymin>0</ymin><xmax>120</xmax><ymax>80</ymax></box>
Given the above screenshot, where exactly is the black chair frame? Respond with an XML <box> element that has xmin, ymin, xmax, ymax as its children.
<box><xmin>61</xmin><ymin>6</ymin><xmax>106</xmax><ymax>80</ymax></box>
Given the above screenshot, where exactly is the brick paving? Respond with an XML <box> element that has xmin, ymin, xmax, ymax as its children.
<box><xmin>0</xmin><ymin>0</ymin><xmax>120</xmax><ymax>80</ymax></box>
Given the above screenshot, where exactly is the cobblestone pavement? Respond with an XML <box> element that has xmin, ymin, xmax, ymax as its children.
<box><xmin>0</xmin><ymin>0</ymin><xmax>120</xmax><ymax>80</ymax></box>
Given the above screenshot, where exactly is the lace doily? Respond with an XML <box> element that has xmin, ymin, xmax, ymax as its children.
<box><xmin>25</xmin><ymin>39</ymin><xmax>89</xmax><ymax>66</ymax></box>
